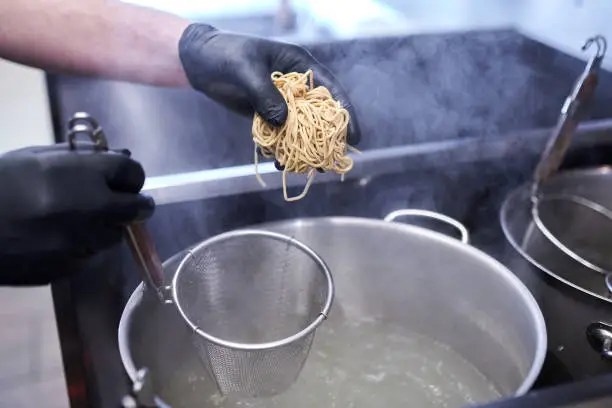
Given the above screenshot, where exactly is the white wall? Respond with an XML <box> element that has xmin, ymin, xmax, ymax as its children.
<box><xmin>0</xmin><ymin>60</ymin><xmax>53</xmax><ymax>153</ymax></box>
<box><xmin>1</xmin><ymin>1</ymin><xmax>612</xmax><ymax>154</ymax></box>
<box><xmin>516</xmin><ymin>0</ymin><xmax>612</xmax><ymax>69</ymax></box>
<box><xmin>0</xmin><ymin>61</ymin><xmax>66</xmax><ymax>407</ymax></box>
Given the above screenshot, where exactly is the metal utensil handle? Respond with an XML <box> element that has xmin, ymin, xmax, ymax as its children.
<box><xmin>586</xmin><ymin>322</ymin><xmax>612</xmax><ymax>360</ymax></box>
<box><xmin>383</xmin><ymin>209</ymin><xmax>469</xmax><ymax>244</ymax></box>
<box><xmin>67</xmin><ymin>112</ymin><xmax>109</xmax><ymax>151</ymax></box>
<box><xmin>67</xmin><ymin>112</ymin><xmax>168</xmax><ymax>302</ymax></box>
<box><xmin>532</xmin><ymin>117</ymin><xmax>582</xmax><ymax>190</ymax></box>
<box><xmin>532</xmin><ymin>35</ymin><xmax>606</xmax><ymax>191</ymax></box>
<box><xmin>124</xmin><ymin>224</ymin><xmax>168</xmax><ymax>302</ymax></box>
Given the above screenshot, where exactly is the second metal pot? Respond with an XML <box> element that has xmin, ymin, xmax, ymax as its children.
<box><xmin>501</xmin><ymin>167</ymin><xmax>612</xmax><ymax>379</ymax></box>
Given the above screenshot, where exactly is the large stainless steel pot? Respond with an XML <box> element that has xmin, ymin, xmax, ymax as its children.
<box><xmin>119</xmin><ymin>211</ymin><xmax>546</xmax><ymax>408</ymax></box>
<box><xmin>501</xmin><ymin>167</ymin><xmax>612</xmax><ymax>380</ymax></box>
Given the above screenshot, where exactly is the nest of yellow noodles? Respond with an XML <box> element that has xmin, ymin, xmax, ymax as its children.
<box><xmin>252</xmin><ymin>70</ymin><xmax>355</xmax><ymax>202</ymax></box>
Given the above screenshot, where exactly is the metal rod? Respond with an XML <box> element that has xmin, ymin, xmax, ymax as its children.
<box><xmin>142</xmin><ymin>118</ymin><xmax>612</xmax><ymax>206</ymax></box>
<box><xmin>124</xmin><ymin>223</ymin><xmax>167</xmax><ymax>302</ymax></box>
<box><xmin>532</xmin><ymin>35</ymin><xmax>607</xmax><ymax>194</ymax></box>
<box><xmin>66</xmin><ymin>112</ymin><xmax>167</xmax><ymax>302</ymax></box>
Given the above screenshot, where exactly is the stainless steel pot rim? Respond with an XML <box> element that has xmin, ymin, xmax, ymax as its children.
<box><xmin>502</xmin><ymin>182</ymin><xmax>612</xmax><ymax>304</ymax></box>
<box><xmin>119</xmin><ymin>215</ymin><xmax>547</xmax><ymax>399</ymax></box>
<box><xmin>171</xmin><ymin>229</ymin><xmax>335</xmax><ymax>351</ymax></box>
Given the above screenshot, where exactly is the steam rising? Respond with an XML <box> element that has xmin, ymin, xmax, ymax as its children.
<box><xmin>130</xmin><ymin>27</ymin><xmax>612</xmax><ymax>258</ymax></box>
<box><xmin>52</xmin><ymin>22</ymin><xmax>612</xmax><ymax>265</ymax></box>
<box><xmin>311</xmin><ymin>30</ymin><xmax>567</xmax><ymax>151</ymax></box>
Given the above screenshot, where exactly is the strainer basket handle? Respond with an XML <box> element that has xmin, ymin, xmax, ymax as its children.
<box><xmin>384</xmin><ymin>209</ymin><xmax>469</xmax><ymax>244</ymax></box>
<box><xmin>67</xmin><ymin>112</ymin><xmax>168</xmax><ymax>302</ymax></box>
<box><xmin>531</xmin><ymin>35</ymin><xmax>606</xmax><ymax>193</ymax></box>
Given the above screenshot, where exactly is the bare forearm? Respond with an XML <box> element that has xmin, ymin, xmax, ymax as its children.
<box><xmin>0</xmin><ymin>0</ymin><xmax>190</xmax><ymax>87</ymax></box>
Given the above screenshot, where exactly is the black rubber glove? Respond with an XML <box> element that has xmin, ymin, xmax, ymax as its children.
<box><xmin>178</xmin><ymin>23</ymin><xmax>361</xmax><ymax>146</ymax></box>
<box><xmin>0</xmin><ymin>143</ymin><xmax>154</xmax><ymax>285</ymax></box>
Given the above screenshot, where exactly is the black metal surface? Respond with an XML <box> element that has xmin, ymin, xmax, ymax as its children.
<box><xmin>51</xmin><ymin>279</ymin><xmax>90</xmax><ymax>408</ymax></box>
<box><xmin>47</xmin><ymin>29</ymin><xmax>612</xmax><ymax>177</ymax></box>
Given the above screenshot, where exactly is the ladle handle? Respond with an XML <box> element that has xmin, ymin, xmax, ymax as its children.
<box><xmin>532</xmin><ymin>35</ymin><xmax>606</xmax><ymax>189</ymax></box>
<box><xmin>64</xmin><ymin>111</ymin><xmax>168</xmax><ymax>303</ymax></box>
<box><xmin>533</xmin><ymin>116</ymin><xmax>582</xmax><ymax>187</ymax></box>
<box><xmin>124</xmin><ymin>223</ymin><xmax>167</xmax><ymax>302</ymax></box>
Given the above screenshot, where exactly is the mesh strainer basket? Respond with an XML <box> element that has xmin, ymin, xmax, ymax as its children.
<box><xmin>171</xmin><ymin>229</ymin><xmax>334</xmax><ymax>398</ymax></box>
<box><xmin>63</xmin><ymin>112</ymin><xmax>334</xmax><ymax>400</ymax></box>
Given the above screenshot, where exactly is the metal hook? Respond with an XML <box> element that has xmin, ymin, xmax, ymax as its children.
<box><xmin>582</xmin><ymin>35</ymin><xmax>607</xmax><ymax>58</ymax></box>
<box><xmin>531</xmin><ymin>34</ymin><xmax>606</xmax><ymax>192</ymax></box>
<box><xmin>67</xmin><ymin>112</ymin><xmax>108</xmax><ymax>151</ymax></box>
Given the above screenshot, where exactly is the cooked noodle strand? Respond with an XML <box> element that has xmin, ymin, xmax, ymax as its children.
<box><xmin>252</xmin><ymin>70</ymin><xmax>354</xmax><ymax>202</ymax></box>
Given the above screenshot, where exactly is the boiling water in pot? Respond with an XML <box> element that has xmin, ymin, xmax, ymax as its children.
<box><xmin>178</xmin><ymin>318</ymin><xmax>500</xmax><ymax>408</ymax></box>
<box><xmin>124</xmin><ymin>217</ymin><xmax>544</xmax><ymax>407</ymax></box>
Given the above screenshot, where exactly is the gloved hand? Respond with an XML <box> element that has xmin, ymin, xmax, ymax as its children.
<box><xmin>178</xmin><ymin>23</ymin><xmax>361</xmax><ymax>146</ymax></box>
<box><xmin>0</xmin><ymin>143</ymin><xmax>154</xmax><ymax>285</ymax></box>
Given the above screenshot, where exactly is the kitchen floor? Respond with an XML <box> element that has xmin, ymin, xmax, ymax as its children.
<box><xmin>0</xmin><ymin>60</ymin><xmax>67</xmax><ymax>407</ymax></box>
<box><xmin>0</xmin><ymin>287</ymin><xmax>69</xmax><ymax>408</ymax></box>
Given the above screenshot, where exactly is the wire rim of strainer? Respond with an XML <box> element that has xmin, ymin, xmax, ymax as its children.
<box><xmin>171</xmin><ymin>229</ymin><xmax>335</xmax><ymax>351</ymax></box>
<box><xmin>531</xmin><ymin>192</ymin><xmax>612</xmax><ymax>277</ymax></box>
